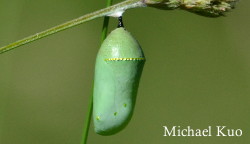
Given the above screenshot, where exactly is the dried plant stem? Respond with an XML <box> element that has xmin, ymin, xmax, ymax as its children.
<box><xmin>0</xmin><ymin>0</ymin><xmax>143</xmax><ymax>54</ymax></box>
<box><xmin>0</xmin><ymin>0</ymin><xmax>238</xmax><ymax>54</ymax></box>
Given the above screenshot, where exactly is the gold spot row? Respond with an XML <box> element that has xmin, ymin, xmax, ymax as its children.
<box><xmin>105</xmin><ymin>58</ymin><xmax>145</xmax><ymax>61</ymax></box>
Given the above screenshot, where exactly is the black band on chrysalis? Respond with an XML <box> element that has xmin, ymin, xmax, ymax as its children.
<box><xmin>117</xmin><ymin>16</ymin><xmax>124</xmax><ymax>28</ymax></box>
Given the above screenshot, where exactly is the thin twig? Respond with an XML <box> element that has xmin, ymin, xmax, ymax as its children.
<box><xmin>81</xmin><ymin>0</ymin><xmax>113</xmax><ymax>144</ymax></box>
<box><xmin>0</xmin><ymin>0</ymin><xmax>143</xmax><ymax>54</ymax></box>
<box><xmin>81</xmin><ymin>87</ymin><xmax>93</xmax><ymax>144</ymax></box>
<box><xmin>0</xmin><ymin>0</ymin><xmax>238</xmax><ymax>54</ymax></box>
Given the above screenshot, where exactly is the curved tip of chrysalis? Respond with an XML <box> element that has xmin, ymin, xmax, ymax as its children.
<box><xmin>94</xmin><ymin>119</ymin><xmax>131</xmax><ymax>136</ymax></box>
<box><xmin>95</xmin><ymin>128</ymin><xmax>123</xmax><ymax>136</ymax></box>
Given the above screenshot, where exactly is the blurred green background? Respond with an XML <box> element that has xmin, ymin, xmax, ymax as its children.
<box><xmin>0</xmin><ymin>0</ymin><xmax>249</xmax><ymax>144</ymax></box>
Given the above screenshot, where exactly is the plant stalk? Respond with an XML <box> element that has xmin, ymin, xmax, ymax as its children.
<box><xmin>0</xmin><ymin>0</ymin><xmax>143</xmax><ymax>54</ymax></box>
<box><xmin>0</xmin><ymin>0</ymin><xmax>238</xmax><ymax>54</ymax></box>
<box><xmin>81</xmin><ymin>0</ymin><xmax>113</xmax><ymax>144</ymax></box>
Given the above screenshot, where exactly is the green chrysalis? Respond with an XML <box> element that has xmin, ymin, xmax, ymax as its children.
<box><xmin>93</xmin><ymin>17</ymin><xmax>145</xmax><ymax>135</ymax></box>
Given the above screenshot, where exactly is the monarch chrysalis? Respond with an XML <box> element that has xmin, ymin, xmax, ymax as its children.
<box><xmin>93</xmin><ymin>16</ymin><xmax>145</xmax><ymax>135</ymax></box>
